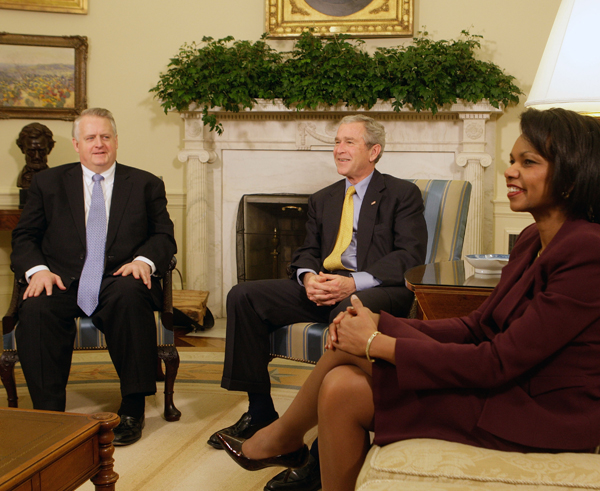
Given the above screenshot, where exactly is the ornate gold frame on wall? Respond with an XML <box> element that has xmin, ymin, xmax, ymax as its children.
<box><xmin>266</xmin><ymin>0</ymin><xmax>413</xmax><ymax>38</ymax></box>
<box><xmin>0</xmin><ymin>0</ymin><xmax>87</xmax><ymax>14</ymax></box>
<box><xmin>0</xmin><ymin>33</ymin><xmax>88</xmax><ymax>120</ymax></box>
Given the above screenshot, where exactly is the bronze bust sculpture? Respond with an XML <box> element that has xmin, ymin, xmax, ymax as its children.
<box><xmin>16</xmin><ymin>123</ymin><xmax>55</xmax><ymax>189</ymax></box>
<box><xmin>16</xmin><ymin>122</ymin><xmax>55</xmax><ymax>207</ymax></box>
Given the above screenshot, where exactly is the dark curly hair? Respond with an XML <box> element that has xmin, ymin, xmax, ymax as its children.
<box><xmin>520</xmin><ymin>107</ymin><xmax>600</xmax><ymax>223</ymax></box>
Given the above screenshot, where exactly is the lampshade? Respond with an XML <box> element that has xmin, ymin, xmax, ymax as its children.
<box><xmin>525</xmin><ymin>0</ymin><xmax>600</xmax><ymax>115</ymax></box>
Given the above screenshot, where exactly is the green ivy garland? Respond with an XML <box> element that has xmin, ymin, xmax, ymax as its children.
<box><xmin>151</xmin><ymin>31</ymin><xmax>522</xmax><ymax>134</ymax></box>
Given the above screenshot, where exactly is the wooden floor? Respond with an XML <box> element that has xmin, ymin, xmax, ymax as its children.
<box><xmin>174</xmin><ymin>328</ymin><xmax>226</xmax><ymax>351</ymax></box>
<box><xmin>173</xmin><ymin>316</ymin><xmax>226</xmax><ymax>351</ymax></box>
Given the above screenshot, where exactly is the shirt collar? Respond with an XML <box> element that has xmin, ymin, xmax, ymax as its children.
<box><xmin>345</xmin><ymin>171</ymin><xmax>374</xmax><ymax>200</ymax></box>
<box><xmin>81</xmin><ymin>162</ymin><xmax>117</xmax><ymax>181</ymax></box>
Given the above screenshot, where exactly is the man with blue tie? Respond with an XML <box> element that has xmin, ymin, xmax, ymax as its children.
<box><xmin>209</xmin><ymin>114</ymin><xmax>428</xmax><ymax>491</ymax></box>
<box><xmin>11</xmin><ymin>108</ymin><xmax>176</xmax><ymax>446</ymax></box>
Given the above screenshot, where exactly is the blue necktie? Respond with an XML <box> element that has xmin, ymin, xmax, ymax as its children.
<box><xmin>77</xmin><ymin>174</ymin><xmax>107</xmax><ymax>316</ymax></box>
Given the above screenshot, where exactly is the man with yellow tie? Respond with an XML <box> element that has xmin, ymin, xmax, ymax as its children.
<box><xmin>211</xmin><ymin>114</ymin><xmax>427</xmax><ymax>491</ymax></box>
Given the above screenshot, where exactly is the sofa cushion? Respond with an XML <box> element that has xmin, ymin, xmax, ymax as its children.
<box><xmin>355</xmin><ymin>439</ymin><xmax>600</xmax><ymax>490</ymax></box>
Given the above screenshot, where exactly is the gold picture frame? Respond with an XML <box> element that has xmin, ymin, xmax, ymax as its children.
<box><xmin>0</xmin><ymin>32</ymin><xmax>88</xmax><ymax>120</ymax></box>
<box><xmin>266</xmin><ymin>0</ymin><xmax>413</xmax><ymax>38</ymax></box>
<box><xmin>0</xmin><ymin>0</ymin><xmax>87</xmax><ymax>14</ymax></box>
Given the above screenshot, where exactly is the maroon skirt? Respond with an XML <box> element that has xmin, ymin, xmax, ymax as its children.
<box><xmin>371</xmin><ymin>360</ymin><xmax>590</xmax><ymax>453</ymax></box>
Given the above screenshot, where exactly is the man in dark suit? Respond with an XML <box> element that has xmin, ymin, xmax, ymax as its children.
<box><xmin>208</xmin><ymin>114</ymin><xmax>427</xmax><ymax>491</ymax></box>
<box><xmin>11</xmin><ymin>108</ymin><xmax>176</xmax><ymax>446</ymax></box>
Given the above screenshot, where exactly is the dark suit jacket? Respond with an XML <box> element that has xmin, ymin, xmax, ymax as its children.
<box><xmin>373</xmin><ymin>218</ymin><xmax>600</xmax><ymax>451</ymax></box>
<box><xmin>11</xmin><ymin>162</ymin><xmax>177</xmax><ymax>290</ymax></box>
<box><xmin>289</xmin><ymin>170</ymin><xmax>427</xmax><ymax>287</ymax></box>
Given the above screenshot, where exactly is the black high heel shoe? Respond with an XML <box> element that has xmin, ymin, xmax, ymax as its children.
<box><xmin>217</xmin><ymin>433</ymin><xmax>309</xmax><ymax>474</ymax></box>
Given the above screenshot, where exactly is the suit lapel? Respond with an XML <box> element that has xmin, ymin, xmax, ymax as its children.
<box><xmin>490</xmin><ymin>221</ymin><xmax>575</xmax><ymax>334</ymax></box>
<box><xmin>106</xmin><ymin>163</ymin><xmax>133</xmax><ymax>250</ymax></box>
<box><xmin>356</xmin><ymin>170</ymin><xmax>384</xmax><ymax>269</ymax></box>
<box><xmin>480</xmin><ymin>226</ymin><xmax>541</xmax><ymax>337</ymax></box>
<box><xmin>64</xmin><ymin>164</ymin><xmax>86</xmax><ymax>247</ymax></box>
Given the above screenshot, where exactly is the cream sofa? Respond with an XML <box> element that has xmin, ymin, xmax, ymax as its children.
<box><xmin>356</xmin><ymin>438</ymin><xmax>600</xmax><ymax>490</ymax></box>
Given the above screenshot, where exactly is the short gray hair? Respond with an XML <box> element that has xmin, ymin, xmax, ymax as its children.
<box><xmin>339</xmin><ymin>114</ymin><xmax>386</xmax><ymax>163</ymax></box>
<box><xmin>72</xmin><ymin>108</ymin><xmax>118</xmax><ymax>140</ymax></box>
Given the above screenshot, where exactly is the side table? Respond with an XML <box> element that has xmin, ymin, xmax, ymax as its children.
<box><xmin>405</xmin><ymin>260</ymin><xmax>500</xmax><ymax>320</ymax></box>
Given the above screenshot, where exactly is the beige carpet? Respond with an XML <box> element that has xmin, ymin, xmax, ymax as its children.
<box><xmin>9</xmin><ymin>350</ymin><xmax>317</xmax><ymax>491</ymax></box>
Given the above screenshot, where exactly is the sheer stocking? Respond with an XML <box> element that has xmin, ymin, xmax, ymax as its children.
<box><xmin>241</xmin><ymin>349</ymin><xmax>374</xmax><ymax>491</ymax></box>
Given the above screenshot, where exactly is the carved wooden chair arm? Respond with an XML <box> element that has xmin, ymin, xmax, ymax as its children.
<box><xmin>2</xmin><ymin>273</ymin><xmax>21</xmax><ymax>336</ymax></box>
<box><xmin>160</xmin><ymin>256</ymin><xmax>177</xmax><ymax>333</ymax></box>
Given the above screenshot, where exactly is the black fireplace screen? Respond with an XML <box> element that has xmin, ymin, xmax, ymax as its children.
<box><xmin>236</xmin><ymin>194</ymin><xmax>310</xmax><ymax>282</ymax></box>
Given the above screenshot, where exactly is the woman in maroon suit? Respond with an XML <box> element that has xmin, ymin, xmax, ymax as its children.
<box><xmin>218</xmin><ymin>107</ymin><xmax>600</xmax><ymax>491</ymax></box>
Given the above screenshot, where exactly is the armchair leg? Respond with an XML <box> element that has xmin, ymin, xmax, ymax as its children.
<box><xmin>158</xmin><ymin>346</ymin><xmax>181</xmax><ymax>421</ymax></box>
<box><xmin>0</xmin><ymin>350</ymin><xmax>19</xmax><ymax>407</ymax></box>
<box><xmin>156</xmin><ymin>357</ymin><xmax>165</xmax><ymax>382</ymax></box>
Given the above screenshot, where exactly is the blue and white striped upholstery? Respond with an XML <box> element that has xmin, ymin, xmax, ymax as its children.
<box><xmin>269</xmin><ymin>179</ymin><xmax>472</xmax><ymax>364</ymax></box>
<box><xmin>3</xmin><ymin>312</ymin><xmax>174</xmax><ymax>351</ymax></box>
<box><xmin>269</xmin><ymin>322</ymin><xmax>330</xmax><ymax>364</ymax></box>
<box><xmin>406</xmin><ymin>179</ymin><xmax>471</xmax><ymax>264</ymax></box>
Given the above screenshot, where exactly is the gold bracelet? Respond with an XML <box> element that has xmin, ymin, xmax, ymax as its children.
<box><xmin>365</xmin><ymin>331</ymin><xmax>381</xmax><ymax>363</ymax></box>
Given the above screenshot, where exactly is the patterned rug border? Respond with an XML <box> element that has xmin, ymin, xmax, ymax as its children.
<box><xmin>10</xmin><ymin>354</ymin><xmax>314</xmax><ymax>391</ymax></box>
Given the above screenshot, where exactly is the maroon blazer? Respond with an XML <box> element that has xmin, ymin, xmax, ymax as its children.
<box><xmin>373</xmin><ymin>218</ymin><xmax>600</xmax><ymax>451</ymax></box>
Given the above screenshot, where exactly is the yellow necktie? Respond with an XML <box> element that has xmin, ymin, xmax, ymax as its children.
<box><xmin>323</xmin><ymin>186</ymin><xmax>356</xmax><ymax>272</ymax></box>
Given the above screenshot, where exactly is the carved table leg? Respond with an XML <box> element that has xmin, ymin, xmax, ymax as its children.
<box><xmin>0</xmin><ymin>350</ymin><xmax>19</xmax><ymax>407</ymax></box>
<box><xmin>90</xmin><ymin>412</ymin><xmax>120</xmax><ymax>491</ymax></box>
<box><xmin>158</xmin><ymin>345</ymin><xmax>181</xmax><ymax>421</ymax></box>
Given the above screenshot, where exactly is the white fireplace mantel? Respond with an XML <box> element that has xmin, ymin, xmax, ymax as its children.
<box><xmin>177</xmin><ymin>100</ymin><xmax>503</xmax><ymax>317</ymax></box>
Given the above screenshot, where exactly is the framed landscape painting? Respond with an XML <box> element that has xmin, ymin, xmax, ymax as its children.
<box><xmin>266</xmin><ymin>0</ymin><xmax>413</xmax><ymax>38</ymax></box>
<box><xmin>0</xmin><ymin>0</ymin><xmax>87</xmax><ymax>14</ymax></box>
<box><xmin>0</xmin><ymin>33</ymin><xmax>87</xmax><ymax>120</ymax></box>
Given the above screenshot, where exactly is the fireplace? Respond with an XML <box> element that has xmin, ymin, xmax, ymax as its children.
<box><xmin>236</xmin><ymin>194</ymin><xmax>309</xmax><ymax>282</ymax></box>
<box><xmin>177</xmin><ymin>101</ymin><xmax>503</xmax><ymax>316</ymax></box>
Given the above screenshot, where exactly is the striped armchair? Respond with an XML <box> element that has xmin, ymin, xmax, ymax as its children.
<box><xmin>269</xmin><ymin>179</ymin><xmax>472</xmax><ymax>364</ymax></box>
<box><xmin>1</xmin><ymin>257</ymin><xmax>181</xmax><ymax>421</ymax></box>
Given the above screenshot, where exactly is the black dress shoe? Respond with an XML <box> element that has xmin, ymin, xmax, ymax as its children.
<box><xmin>207</xmin><ymin>412</ymin><xmax>278</xmax><ymax>449</ymax></box>
<box><xmin>265</xmin><ymin>454</ymin><xmax>321</xmax><ymax>491</ymax></box>
<box><xmin>217</xmin><ymin>433</ymin><xmax>309</xmax><ymax>472</ymax></box>
<box><xmin>113</xmin><ymin>414</ymin><xmax>145</xmax><ymax>446</ymax></box>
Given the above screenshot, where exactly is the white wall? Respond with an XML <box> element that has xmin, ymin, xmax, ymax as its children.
<box><xmin>0</xmin><ymin>0</ymin><xmax>561</xmax><ymax>313</ymax></box>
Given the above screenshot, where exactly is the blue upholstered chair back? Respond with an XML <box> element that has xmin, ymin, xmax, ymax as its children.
<box><xmin>269</xmin><ymin>179</ymin><xmax>472</xmax><ymax>364</ymax></box>
<box><xmin>406</xmin><ymin>179</ymin><xmax>471</xmax><ymax>264</ymax></box>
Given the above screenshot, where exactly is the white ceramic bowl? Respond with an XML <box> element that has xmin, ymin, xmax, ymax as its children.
<box><xmin>465</xmin><ymin>254</ymin><xmax>510</xmax><ymax>275</ymax></box>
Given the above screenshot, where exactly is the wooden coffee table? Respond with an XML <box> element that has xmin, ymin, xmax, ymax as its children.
<box><xmin>0</xmin><ymin>408</ymin><xmax>119</xmax><ymax>491</ymax></box>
